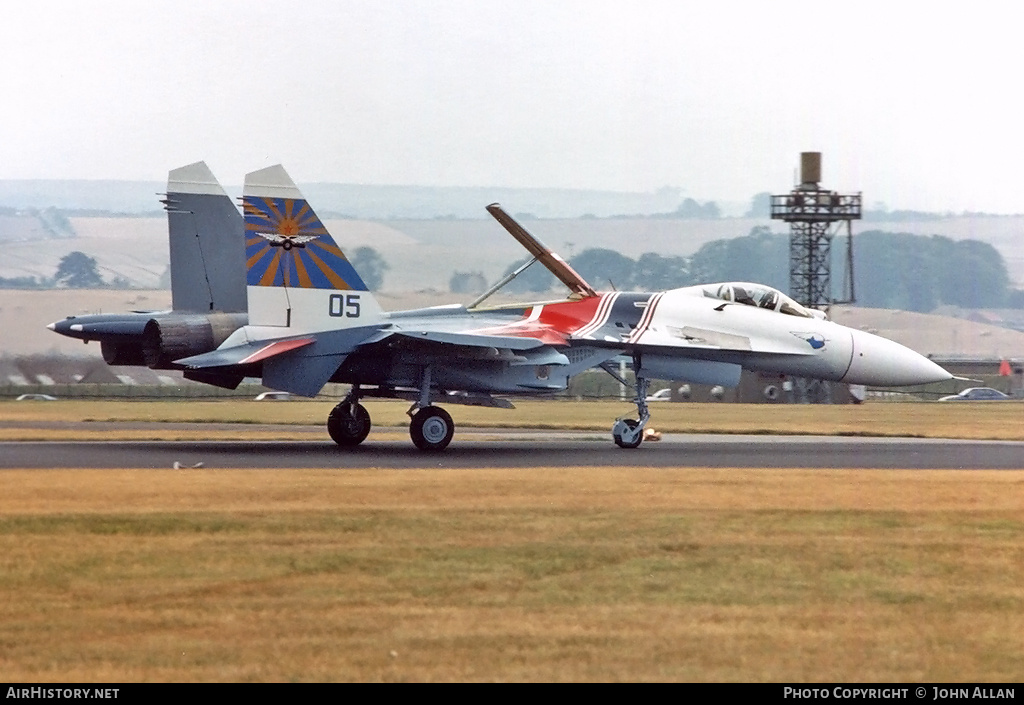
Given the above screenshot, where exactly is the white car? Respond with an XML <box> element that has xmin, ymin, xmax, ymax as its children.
<box><xmin>16</xmin><ymin>394</ymin><xmax>58</xmax><ymax>401</ymax></box>
<box><xmin>254</xmin><ymin>391</ymin><xmax>294</xmax><ymax>401</ymax></box>
<box><xmin>645</xmin><ymin>388</ymin><xmax>672</xmax><ymax>402</ymax></box>
<box><xmin>938</xmin><ymin>387</ymin><xmax>1011</xmax><ymax>401</ymax></box>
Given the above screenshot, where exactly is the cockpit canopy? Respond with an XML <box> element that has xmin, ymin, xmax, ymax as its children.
<box><xmin>705</xmin><ymin>282</ymin><xmax>827</xmax><ymax>320</ymax></box>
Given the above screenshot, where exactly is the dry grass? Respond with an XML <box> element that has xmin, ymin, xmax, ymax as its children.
<box><xmin>1</xmin><ymin>467</ymin><xmax>1023</xmax><ymax>682</ymax></box>
<box><xmin>2</xmin><ymin>399</ymin><xmax>1023</xmax><ymax>441</ymax></box>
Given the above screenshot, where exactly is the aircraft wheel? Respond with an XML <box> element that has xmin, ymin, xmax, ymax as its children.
<box><xmin>327</xmin><ymin>402</ymin><xmax>371</xmax><ymax>447</ymax></box>
<box><xmin>410</xmin><ymin>406</ymin><xmax>454</xmax><ymax>452</ymax></box>
<box><xmin>612</xmin><ymin>419</ymin><xmax>643</xmax><ymax>449</ymax></box>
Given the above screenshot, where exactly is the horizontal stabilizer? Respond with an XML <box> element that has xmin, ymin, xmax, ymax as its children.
<box><xmin>176</xmin><ymin>337</ymin><xmax>315</xmax><ymax>369</ymax></box>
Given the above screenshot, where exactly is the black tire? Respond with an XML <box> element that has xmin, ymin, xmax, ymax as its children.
<box><xmin>327</xmin><ymin>403</ymin><xmax>371</xmax><ymax>447</ymax></box>
<box><xmin>613</xmin><ymin>419</ymin><xmax>643</xmax><ymax>449</ymax></box>
<box><xmin>410</xmin><ymin>406</ymin><xmax>455</xmax><ymax>452</ymax></box>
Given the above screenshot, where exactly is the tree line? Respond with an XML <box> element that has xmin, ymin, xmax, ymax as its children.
<box><xmin>5</xmin><ymin>233</ymin><xmax>1022</xmax><ymax>312</ymax></box>
<box><xmin>490</xmin><ymin>228</ymin><xmax>1024</xmax><ymax>311</ymax></box>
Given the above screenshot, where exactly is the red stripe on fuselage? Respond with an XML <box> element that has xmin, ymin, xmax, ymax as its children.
<box><xmin>535</xmin><ymin>295</ymin><xmax>607</xmax><ymax>336</ymax></box>
<box><xmin>466</xmin><ymin>295</ymin><xmax>605</xmax><ymax>345</ymax></box>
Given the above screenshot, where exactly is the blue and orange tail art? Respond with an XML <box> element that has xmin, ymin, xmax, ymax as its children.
<box><xmin>241</xmin><ymin>165</ymin><xmax>381</xmax><ymax>331</ymax></box>
<box><xmin>242</xmin><ymin>172</ymin><xmax>366</xmax><ymax>291</ymax></box>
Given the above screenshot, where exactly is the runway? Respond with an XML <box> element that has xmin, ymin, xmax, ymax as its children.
<box><xmin>3</xmin><ymin>432</ymin><xmax>1023</xmax><ymax>470</ymax></box>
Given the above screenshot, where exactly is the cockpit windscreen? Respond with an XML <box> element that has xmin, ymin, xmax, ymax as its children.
<box><xmin>705</xmin><ymin>283</ymin><xmax>825</xmax><ymax>319</ymax></box>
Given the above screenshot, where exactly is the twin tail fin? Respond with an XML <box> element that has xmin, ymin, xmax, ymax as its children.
<box><xmin>164</xmin><ymin>161</ymin><xmax>246</xmax><ymax>313</ymax></box>
<box><xmin>241</xmin><ymin>165</ymin><xmax>381</xmax><ymax>331</ymax></box>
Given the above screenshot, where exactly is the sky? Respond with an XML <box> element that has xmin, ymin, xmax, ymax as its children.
<box><xmin>4</xmin><ymin>0</ymin><xmax>1024</xmax><ymax>213</ymax></box>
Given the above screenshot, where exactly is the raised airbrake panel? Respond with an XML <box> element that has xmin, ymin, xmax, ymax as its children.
<box><xmin>486</xmin><ymin>204</ymin><xmax>597</xmax><ymax>298</ymax></box>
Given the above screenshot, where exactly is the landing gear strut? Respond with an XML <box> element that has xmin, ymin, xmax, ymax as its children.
<box><xmin>610</xmin><ymin>354</ymin><xmax>650</xmax><ymax>449</ymax></box>
<box><xmin>406</xmin><ymin>364</ymin><xmax>456</xmax><ymax>452</ymax></box>
<box><xmin>327</xmin><ymin>387</ymin><xmax>371</xmax><ymax>447</ymax></box>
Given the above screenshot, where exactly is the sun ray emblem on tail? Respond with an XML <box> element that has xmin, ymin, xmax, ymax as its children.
<box><xmin>242</xmin><ymin>196</ymin><xmax>367</xmax><ymax>290</ymax></box>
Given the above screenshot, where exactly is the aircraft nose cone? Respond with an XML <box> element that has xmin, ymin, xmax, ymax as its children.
<box><xmin>842</xmin><ymin>329</ymin><xmax>951</xmax><ymax>386</ymax></box>
<box><xmin>47</xmin><ymin>319</ymin><xmax>72</xmax><ymax>335</ymax></box>
<box><xmin>47</xmin><ymin>317</ymin><xmax>87</xmax><ymax>339</ymax></box>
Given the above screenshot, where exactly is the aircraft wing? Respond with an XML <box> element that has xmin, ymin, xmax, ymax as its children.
<box><xmin>174</xmin><ymin>311</ymin><xmax>573</xmax><ymax>396</ymax></box>
<box><xmin>363</xmin><ymin>329</ymin><xmax>555</xmax><ymax>350</ymax></box>
<box><xmin>371</xmin><ymin>303</ymin><xmax>573</xmax><ymax>349</ymax></box>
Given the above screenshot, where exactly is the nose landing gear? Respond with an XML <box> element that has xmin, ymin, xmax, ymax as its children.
<box><xmin>612</xmin><ymin>372</ymin><xmax>650</xmax><ymax>449</ymax></box>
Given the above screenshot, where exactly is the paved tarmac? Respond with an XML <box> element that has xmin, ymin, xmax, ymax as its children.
<box><xmin>3</xmin><ymin>432</ymin><xmax>1023</xmax><ymax>470</ymax></box>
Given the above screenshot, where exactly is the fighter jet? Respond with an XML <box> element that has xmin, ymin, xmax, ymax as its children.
<box><xmin>47</xmin><ymin>162</ymin><xmax>249</xmax><ymax>381</ymax></box>
<box><xmin>157</xmin><ymin>164</ymin><xmax>951</xmax><ymax>451</ymax></box>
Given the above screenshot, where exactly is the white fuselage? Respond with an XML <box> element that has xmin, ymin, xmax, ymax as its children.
<box><xmin>613</xmin><ymin>287</ymin><xmax>949</xmax><ymax>387</ymax></box>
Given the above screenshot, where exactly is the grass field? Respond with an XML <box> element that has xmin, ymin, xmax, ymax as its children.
<box><xmin>1</xmin><ymin>467</ymin><xmax>1022</xmax><ymax>682</ymax></box>
<box><xmin>1</xmin><ymin>400</ymin><xmax>1023</xmax><ymax>682</ymax></box>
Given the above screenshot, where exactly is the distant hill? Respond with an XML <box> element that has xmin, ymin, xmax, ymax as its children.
<box><xmin>300</xmin><ymin>183</ymin><xmax>693</xmax><ymax>219</ymax></box>
<box><xmin>0</xmin><ymin>180</ymin><xmax>166</xmax><ymax>214</ymax></box>
<box><xmin>0</xmin><ymin>178</ymin><xmax>692</xmax><ymax>219</ymax></box>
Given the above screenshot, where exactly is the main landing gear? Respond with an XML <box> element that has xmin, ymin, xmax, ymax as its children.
<box><xmin>404</xmin><ymin>365</ymin><xmax>454</xmax><ymax>452</ymax></box>
<box><xmin>608</xmin><ymin>355</ymin><xmax>651</xmax><ymax>450</ymax></box>
<box><xmin>327</xmin><ymin>369</ymin><xmax>458</xmax><ymax>452</ymax></box>
<box><xmin>408</xmin><ymin>405</ymin><xmax>454</xmax><ymax>452</ymax></box>
<box><xmin>327</xmin><ymin>397</ymin><xmax>455</xmax><ymax>452</ymax></box>
<box><xmin>327</xmin><ymin>398</ymin><xmax>371</xmax><ymax>447</ymax></box>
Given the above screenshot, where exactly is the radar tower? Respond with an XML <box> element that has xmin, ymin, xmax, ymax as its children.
<box><xmin>771</xmin><ymin>152</ymin><xmax>861</xmax><ymax>309</ymax></box>
<box><xmin>771</xmin><ymin>152</ymin><xmax>862</xmax><ymax>403</ymax></box>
